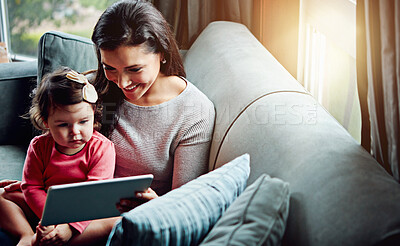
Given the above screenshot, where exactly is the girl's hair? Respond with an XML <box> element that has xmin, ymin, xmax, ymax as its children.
<box><xmin>91</xmin><ymin>0</ymin><xmax>185</xmax><ymax>136</ymax></box>
<box><xmin>29</xmin><ymin>67</ymin><xmax>102</xmax><ymax>132</ymax></box>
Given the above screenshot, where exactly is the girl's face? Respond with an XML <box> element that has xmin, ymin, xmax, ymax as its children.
<box><xmin>100</xmin><ymin>44</ymin><xmax>163</xmax><ymax>105</ymax></box>
<box><xmin>45</xmin><ymin>101</ymin><xmax>94</xmax><ymax>155</ymax></box>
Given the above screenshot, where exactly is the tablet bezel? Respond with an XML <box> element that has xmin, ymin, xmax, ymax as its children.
<box><xmin>41</xmin><ymin>174</ymin><xmax>153</xmax><ymax>226</ymax></box>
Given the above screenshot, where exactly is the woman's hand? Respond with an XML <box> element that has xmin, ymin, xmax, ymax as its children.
<box><xmin>37</xmin><ymin>224</ymin><xmax>75</xmax><ymax>246</ymax></box>
<box><xmin>116</xmin><ymin>188</ymin><xmax>158</xmax><ymax>213</ymax></box>
<box><xmin>0</xmin><ymin>179</ymin><xmax>22</xmax><ymax>192</ymax></box>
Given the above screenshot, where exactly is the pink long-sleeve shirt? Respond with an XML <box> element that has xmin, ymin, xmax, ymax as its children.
<box><xmin>21</xmin><ymin>130</ymin><xmax>115</xmax><ymax>233</ymax></box>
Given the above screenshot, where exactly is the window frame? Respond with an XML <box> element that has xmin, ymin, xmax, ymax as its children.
<box><xmin>0</xmin><ymin>0</ymin><xmax>38</xmax><ymax>61</ymax></box>
<box><xmin>0</xmin><ymin>0</ymin><xmax>9</xmax><ymax>48</ymax></box>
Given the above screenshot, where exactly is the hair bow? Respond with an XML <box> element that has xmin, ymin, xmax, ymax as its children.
<box><xmin>66</xmin><ymin>70</ymin><xmax>98</xmax><ymax>103</ymax></box>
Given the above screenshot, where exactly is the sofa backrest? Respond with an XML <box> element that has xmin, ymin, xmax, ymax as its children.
<box><xmin>37</xmin><ymin>31</ymin><xmax>98</xmax><ymax>84</ymax></box>
<box><xmin>184</xmin><ymin>21</ymin><xmax>400</xmax><ymax>246</ymax></box>
<box><xmin>183</xmin><ymin>21</ymin><xmax>307</xmax><ymax>175</ymax></box>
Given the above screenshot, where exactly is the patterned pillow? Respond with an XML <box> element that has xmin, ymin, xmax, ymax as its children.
<box><xmin>107</xmin><ymin>154</ymin><xmax>250</xmax><ymax>246</ymax></box>
<box><xmin>200</xmin><ymin>174</ymin><xmax>290</xmax><ymax>246</ymax></box>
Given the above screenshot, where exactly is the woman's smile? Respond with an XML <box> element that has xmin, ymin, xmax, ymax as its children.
<box><xmin>123</xmin><ymin>83</ymin><xmax>139</xmax><ymax>92</ymax></box>
<box><xmin>100</xmin><ymin>44</ymin><xmax>162</xmax><ymax>106</ymax></box>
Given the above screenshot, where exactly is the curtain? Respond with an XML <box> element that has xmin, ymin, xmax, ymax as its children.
<box><xmin>151</xmin><ymin>0</ymin><xmax>253</xmax><ymax>49</ymax></box>
<box><xmin>357</xmin><ymin>0</ymin><xmax>400</xmax><ymax>180</ymax></box>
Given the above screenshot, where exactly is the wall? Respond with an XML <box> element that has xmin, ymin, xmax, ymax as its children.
<box><xmin>252</xmin><ymin>0</ymin><xmax>300</xmax><ymax>79</ymax></box>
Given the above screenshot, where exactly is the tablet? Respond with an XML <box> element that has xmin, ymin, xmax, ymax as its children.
<box><xmin>41</xmin><ymin>174</ymin><xmax>153</xmax><ymax>226</ymax></box>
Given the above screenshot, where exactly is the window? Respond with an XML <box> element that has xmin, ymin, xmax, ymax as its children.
<box><xmin>1</xmin><ymin>0</ymin><xmax>117</xmax><ymax>61</ymax></box>
<box><xmin>297</xmin><ymin>0</ymin><xmax>360</xmax><ymax>142</ymax></box>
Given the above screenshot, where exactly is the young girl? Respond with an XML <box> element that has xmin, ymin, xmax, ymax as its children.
<box><xmin>0</xmin><ymin>67</ymin><xmax>115</xmax><ymax>246</ymax></box>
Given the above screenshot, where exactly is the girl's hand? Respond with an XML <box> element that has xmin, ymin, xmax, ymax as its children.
<box><xmin>116</xmin><ymin>188</ymin><xmax>158</xmax><ymax>213</ymax></box>
<box><xmin>0</xmin><ymin>179</ymin><xmax>22</xmax><ymax>192</ymax></box>
<box><xmin>33</xmin><ymin>223</ymin><xmax>55</xmax><ymax>246</ymax></box>
<box><xmin>38</xmin><ymin>224</ymin><xmax>75</xmax><ymax>246</ymax></box>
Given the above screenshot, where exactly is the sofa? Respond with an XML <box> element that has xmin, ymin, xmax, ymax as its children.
<box><xmin>1</xmin><ymin>21</ymin><xmax>400</xmax><ymax>246</ymax></box>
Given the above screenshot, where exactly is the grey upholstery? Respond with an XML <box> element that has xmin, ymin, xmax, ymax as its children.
<box><xmin>37</xmin><ymin>31</ymin><xmax>98</xmax><ymax>84</ymax></box>
<box><xmin>184</xmin><ymin>21</ymin><xmax>400</xmax><ymax>246</ymax></box>
<box><xmin>0</xmin><ymin>61</ymin><xmax>37</xmax><ymax>180</ymax></box>
<box><xmin>0</xmin><ymin>61</ymin><xmax>36</xmax><ymax>145</ymax></box>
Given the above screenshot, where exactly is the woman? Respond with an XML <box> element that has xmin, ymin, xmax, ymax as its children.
<box><xmin>84</xmin><ymin>0</ymin><xmax>215</xmax><ymax>243</ymax></box>
<box><xmin>92</xmin><ymin>0</ymin><xmax>215</xmax><ymax>203</ymax></box>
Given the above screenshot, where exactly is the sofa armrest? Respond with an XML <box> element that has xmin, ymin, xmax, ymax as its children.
<box><xmin>0</xmin><ymin>61</ymin><xmax>37</xmax><ymax>145</ymax></box>
<box><xmin>0</xmin><ymin>61</ymin><xmax>37</xmax><ymax>180</ymax></box>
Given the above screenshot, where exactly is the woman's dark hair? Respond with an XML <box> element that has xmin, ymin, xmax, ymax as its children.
<box><xmin>29</xmin><ymin>67</ymin><xmax>102</xmax><ymax>132</ymax></box>
<box><xmin>91</xmin><ymin>0</ymin><xmax>185</xmax><ymax>136</ymax></box>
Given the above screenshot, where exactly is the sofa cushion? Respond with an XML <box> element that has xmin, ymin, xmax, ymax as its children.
<box><xmin>200</xmin><ymin>174</ymin><xmax>290</xmax><ymax>246</ymax></box>
<box><xmin>0</xmin><ymin>145</ymin><xmax>27</xmax><ymax>180</ymax></box>
<box><xmin>37</xmin><ymin>31</ymin><xmax>97</xmax><ymax>84</ymax></box>
<box><xmin>107</xmin><ymin>154</ymin><xmax>250</xmax><ymax>246</ymax></box>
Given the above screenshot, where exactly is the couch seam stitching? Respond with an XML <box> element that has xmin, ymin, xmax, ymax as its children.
<box><xmin>212</xmin><ymin>90</ymin><xmax>312</xmax><ymax>170</ymax></box>
<box><xmin>43</xmin><ymin>31</ymin><xmax>93</xmax><ymax>44</ymax></box>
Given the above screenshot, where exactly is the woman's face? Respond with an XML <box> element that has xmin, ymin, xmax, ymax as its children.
<box><xmin>100</xmin><ymin>44</ymin><xmax>163</xmax><ymax>105</ymax></box>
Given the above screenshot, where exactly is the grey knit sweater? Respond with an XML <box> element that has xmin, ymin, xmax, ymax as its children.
<box><xmin>110</xmin><ymin>81</ymin><xmax>215</xmax><ymax>195</ymax></box>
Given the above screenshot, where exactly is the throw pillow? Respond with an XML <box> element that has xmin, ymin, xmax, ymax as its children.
<box><xmin>200</xmin><ymin>173</ymin><xmax>290</xmax><ymax>246</ymax></box>
<box><xmin>107</xmin><ymin>153</ymin><xmax>250</xmax><ymax>246</ymax></box>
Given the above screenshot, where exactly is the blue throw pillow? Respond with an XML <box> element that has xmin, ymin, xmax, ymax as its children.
<box><xmin>107</xmin><ymin>154</ymin><xmax>250</xmax><ymax>246</ymax></box>
<box><xmin>200</xmin><ymin>174</ymin><xmax>290</xmax><ymax>246</ymax></box>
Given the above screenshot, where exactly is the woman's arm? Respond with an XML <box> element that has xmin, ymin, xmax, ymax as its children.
<box><xmin>171</xmin><ymin>141</ymin><xmax>211</xmax><ymax>189</ymax></box>
<box><xmin>171</xmin><ymin>93</ymin><xmax>216</xmax><ymax>189</ymax></box>
<box><xmin>172</xmin><ymin>103</ymin><xmax>215</xmax><ymax>189</ymax></box>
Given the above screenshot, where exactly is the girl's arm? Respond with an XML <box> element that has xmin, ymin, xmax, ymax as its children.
<box><xmin>21</xmin><ymin>140</ymin><xmax>48</xmax><ymax>219</ymax></box>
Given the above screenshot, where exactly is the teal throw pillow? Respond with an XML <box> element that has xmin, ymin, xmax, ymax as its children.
<box><xmin>200</xmin><ymin>174</ymin><xmax>290</xmax><ymax>246</ymax></box>
<box><xmin>107</xmin><ymin>153</ymin><xmax>250</xmax><ymax>246</ymax></box>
